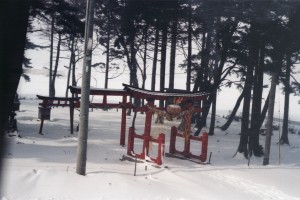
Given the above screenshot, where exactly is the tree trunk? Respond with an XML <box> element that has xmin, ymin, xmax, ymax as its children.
<box><xmin>186</xmin><ymin>0</ymin><xmax>192</xmax><ymax>91</ymax></box>
<box><xmin>72</xmin><ymin>52</ymin><xmax>76</xmax><ymax>87</ymax></box>
<box><xmin>192</xmin><ymin>28</ymin><xmax>207</xmax><ymax>124</ymax></box>
<box><xmin>129</xmin><ymin>32</ymin><xmax>139</xmax><ymax>110</ymax></box>
<box><xmin>192</xmin><ymin>29</ymin><xmax>206</xmax><ymax>92</ymax></box>
<box><xmin>129</xmin><ymin>35</ymin><xmax>138</xmax><ymax>88</ymax></box>
<box><xmin>66</xmin><ymin>61</ymin><xmax>72</xmax><ymax>98</ymax></box>
<box><xmin>141</xmin><ymin>25</ymin><xmax>148</xmax><ymax>108</ymax></box>
<box><xmin>0</xmin><ymin>0</ymin><xmax>30</xmax><ymax>183</ymax></box>
<box><xmin>50</xmin><ymin>33</ymin><xmax>62</xmax><ymax>97</ymax></box>
<box><xmin>169</xmin><ymin>18</ymin><xmax>178</xmax><ymax>90</ymax></box>
<box><xmin>238</xmin><ymin>71</ymin><xmax>254</xmax><ymax>156</ymax></box>
<box><xmin>202</xmin><ymin>31</ymin><xmax>212</xmax><ymax>92</ymax></box>
<box><xmin>191</xmin><ymin>27</ymin><xmax>206</xmax><ymax>122</ymax></box>
<box><xmin>263</xmin><ymin>70</ymin><xmax>279</xmax><ymax>165</ymax></box>
<box><xmin>220</xmin><ymin>89</ymin><xmax>245</xmax><ymax>131</ymax></box>
<box><xmin>52</xmin><ymin>33</ymin><xmax>62</xmax><ymax>84</ymax></box>
<box><xmin>280</xmin><ymin>54</ymin><xmax>291</xmax><ymax>145</ymax></box>
<box><xmin>159</xmin><ymin>25</ymin><xmax>167</xmax><ymax>107</ymax></box>
<box><xmin>194</xmin><ymin>93</ymin><xmax>213</xmax><ymax>136</ymax></box>
<box><xmin>208</xmin><ymin>92</ymin><xmax>217</xmax><ymax>135</ymax></box>
<box><xmin>259</xmin><ymin>91</ymin><xmax>270</xmax><ymax>128</ymax></box>
<box><xmin>194</xmin><ymin>22</ymin><xmax>237</xmax><ymax>136</ymax></box>
<box><xmin>249</xmin><ymin>41</ymin><xmax>265</xmax><ymax>156</ymax></box>
<box><xmin>104</xmin><ymin>20</ymin><xmax>110</xmax><ymax>89</ymax></box>
<box><xmin>49</xmin><ymin>1</ymin><xmax>55</xmax><ymax>97</ymax></box>
<box><xmin>142</xmin><ymin>25</ymin><xmax>148</xmax><ymax>90</ymax></box>
<box><xmin>66</xmin><ymin>37</ymin><xmax>75</xmax><ymax>98</ymax></box>
<box><xmin>151</xmin><ymin>28</ymin><xmax>159</xmax><ymax>91</ymax></box>
<box><xmin>238</xmin><ymin>24</ymin><xmax>257</xmax><ymax>156</ymax></box>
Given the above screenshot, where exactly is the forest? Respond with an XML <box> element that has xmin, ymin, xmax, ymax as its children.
<box><xmin>21</xmin><ymin>0</ymin><xmax>300</xmax><ymax>163</ymax></box>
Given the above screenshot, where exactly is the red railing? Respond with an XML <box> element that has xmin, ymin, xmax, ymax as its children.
<box><xmin>127</xmin><ymin>127</ymin><xmax>165</xmax><ymax>165</ymax></box>
<box><xmin>169</xmin><ymin>126</ymin><xmax>208</xmax><ymax>162</ymax></box>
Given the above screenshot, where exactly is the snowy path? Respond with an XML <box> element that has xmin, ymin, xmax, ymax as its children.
<box><xmin>206</xmin><ymin>169</ymin><xmax>300</xmax><ymax>200</ymax></box>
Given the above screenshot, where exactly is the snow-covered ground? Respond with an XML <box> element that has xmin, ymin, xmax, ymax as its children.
<box><xmin>1</xmin><ymin>99</ymin><xmax>300</xmax><ymax>200</ymax></box>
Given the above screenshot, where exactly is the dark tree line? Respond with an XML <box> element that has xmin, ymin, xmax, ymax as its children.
<box><xmin>96</xmin><ymin>0</ymin><xmax>300</xmax><ymax>160</ymax></box>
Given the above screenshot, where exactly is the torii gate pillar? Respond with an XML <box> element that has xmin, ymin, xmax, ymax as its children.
<box><xmin>143</xmin><ymin>99</ymin><xmax>154</xmax><ymax>156</ymax></box>
<box><xmin>120</xmin><ymin>95</ymin><xmax>127</xmax><ymax>146</ymax></box>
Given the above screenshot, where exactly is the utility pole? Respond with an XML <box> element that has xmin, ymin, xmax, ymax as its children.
<box><xmin>76</xmin><ymin>0</ymin><xmax>95</xmax><ymax>176</ymax></box>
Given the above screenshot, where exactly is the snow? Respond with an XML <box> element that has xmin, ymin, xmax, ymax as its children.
<box><xmin>1</xmin><ymin>100</ymin><xmax>300</xmax><ymax>200</ymax></box>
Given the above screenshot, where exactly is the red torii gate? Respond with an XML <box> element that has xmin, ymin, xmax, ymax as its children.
<box><xmin>123</xmin><ymin>84</ymin><xmax>209</xmax><ymax>164</ymax></box>
<box><xmin>37</xmin><ymin>95</ymin><xmax>80</xmax><ymax>135</ymax></box>
<box><xmin>69</xmin><ymin>86</ymin><xmax>132</xmax><ymax>146</ymax></box>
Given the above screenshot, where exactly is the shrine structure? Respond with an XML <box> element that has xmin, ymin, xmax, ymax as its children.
<box><xmin>37</xmin><ymin>84</ymin><xmax>209</xmax><ymax>165</ymax></box>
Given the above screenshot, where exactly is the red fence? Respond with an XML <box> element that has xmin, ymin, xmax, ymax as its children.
<box><xmin>169</xmin><ymin>126</ymin><xmax>208</xmax><ymax>162</ymax></box>
<box><xmin>127</xmin><ymin>127</ymin><xmax>165</xmax><ymax>165</ymax></box>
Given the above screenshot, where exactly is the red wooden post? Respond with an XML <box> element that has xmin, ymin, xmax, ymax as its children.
<box><xmin>200</xmin><ymin>132</ymin><xmax>208</xmax><ymax>162</ymax></box>
<box><xmin>120</xmin><ymin>95</ymin><xmax>127</xmax><ymax>146</ymax></box>
<box><xmin>169</xmin><ymin>126</ymin><xmax>177</xmax><ymax>154</ymax></box>
<box><xmin>38</xmin><ymin>100</ymin><xmax>47</xmax><ymax>134</ymax></box>
<box><xmin>127</xmin><ymin>127</ymin><xmax>134</xmax><ymax>156</ymax></box>
<box><xmin>184</xmin><ymin>136</ymin><xmax>191</xmax><ymax>157</ymax></box>
<box><xmin>143</xmin><ymin>99</ymin><xmax>154</xmax><ymax>156</ymax></box>
<box><xmin>156</xmin><ymin>133</ymin><xmax>165</xmax><ymax>165</ymax></box>
<box><xmin>103</xmin><ymin>94</ymin><xmax>107</xmax><ymax>105</ymax></box>
<box><xmin>183</xmin><ymin>103</ymin><xmax>193</xmax><ymax>157</ymax></box>
<box><xmin>39</xmin><ymin>118</ymin><xmax>45</xmax><ymax>134</ymax></box>
<box><xmin>141</xmin><ymin>135</ymin><xmax>148</xmax><ymax>159</ymax></box>
<box><xmin>69</xmin><ymin>99</ymin><xmax>74</xmax><ymax>134</ymax></box>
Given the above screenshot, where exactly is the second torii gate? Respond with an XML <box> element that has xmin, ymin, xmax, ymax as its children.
<box><xmin>69</xmin><ymin>86</ymin><xmax>132</xmax><ymax>146</ymax></box>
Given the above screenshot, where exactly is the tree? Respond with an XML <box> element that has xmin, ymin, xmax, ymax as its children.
<box><xmin>94</xmin><ymin>0</ymin><xmax>122</xmax><ymax>88</ymax></box>
<box><xmin>151</xmin><ymin>27</ymin><xmax>159</xmax><ymax>91</ymax></box>
<box><xmin>39</xmin><ymin>0</ymin><xmax>85</xmax><ymax>97</ymax></box>
<box><xmin>281</xmin><ymin>55</ymin><xmax>291</xmax><ymax>145</ymax></box>
<box><xmin>262</xmin><ymin>3</ymin><xmax>297</xmax><ymax>163</ymax></box>
<box><xmin>194</xmin><ymin>18</ymin><xmax>239</xmax><ymax>135</ymax></box>
<box><xmin>186</xmin><ymin>0</ymin><xmax>192</xmax><ymax>92</ymax></box>
<box><xmin>159</xmin><ymin>25</ymin><xmax>168</xmax><ymax>107</ymax></box>
<box><xmin>208</xmin><ymin>91</ymin><xmax>217</xmax><ymax>135</ymax></box>
<box><xmin>23</xmin><ymin>9</ymin><xmax>50</xmax><ymax>82</ymax></box>
<box><xmin>263</xmin><ymin>67</ymin><xmax>279</xmax><ymax>165</ymax></box>
<box><xmin>176</xmin><ymin>1</ymin><xmax>244</xmax><ymax>135</ymax></box>
<box><xmin>65</xmin><ymin>37</ymin><xmax>84</xmax><ymax>97</ymax></box>
<box><xmin>220</xmin><ymin>88</ymin><xmax>246</xmax><ymax>131</ymax></box>
<box><xmin>234</xmin><ymin>1</ymin><xmax>296</xmax><ymax>158</ymax></box>
<box><xmin>238</xmin><ymin>23</ymin><xmax>259</xmax><ymax>157</ymax></box>
<box><xmin>280</xmin><ymin>7</ymin><xmax>300</xmax><ymax>144</ymax></box>
<box><xmin>0</xmin><ymin>0</ymin><xmax>31</xmax><ymax>189</ymax></box>
<box><xmin>169</xmin><ymin>17</ymin><xmax>178</xmax><ymax>91</ymax></box>
<box><xmin>249</xmin><ymin>39</ymin><xmax>265</xmax><ymax>157</ymax></box>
